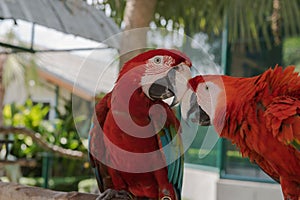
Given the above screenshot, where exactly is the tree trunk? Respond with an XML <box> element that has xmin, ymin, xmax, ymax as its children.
<box><xmin>271</xmin><ymin>0</ymin><xmax>281</xmax><ymax>45</ymax></box>
<box><xmin>119</xmin><ymin>0</ymin><xmax>157</xmax><ymax>68</ymax></box>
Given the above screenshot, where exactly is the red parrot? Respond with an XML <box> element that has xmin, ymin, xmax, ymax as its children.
<box><xmin>89</xmin><ymin>49</ymin><xmax>192</xmax><ymax>200</ymax></box>
<box><xmin>182</xmin><ymin>66</ymin><xmax>300</xmax><ymax>200</ymax></box>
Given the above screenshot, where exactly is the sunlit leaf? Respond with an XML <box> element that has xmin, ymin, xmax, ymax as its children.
<box><xmin>3</xmin><ymin>105</ymin><xmax>12</xmax><ymax>119</ymax></box>
<box><xmin>24</xmin><ymin>136</ymin><xmax>33</xmax><ymax>146</ymax></box>
<box><xmin>69</xmin><ymin>140</ymin><xmax>79</xmax><ymax>150</ymax></box>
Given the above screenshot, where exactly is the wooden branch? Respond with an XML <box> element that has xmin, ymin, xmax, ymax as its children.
<box><xmin>0</xmin><ymin>182</ymin><xmax>98</xmax><ymax>200</ymax></box>
<box><xmin>0</xmin><ymin>126</ymin><xmax>86</xmax><ymax>160</ymax></box>
<box><xmin>0</xmin><ymin>159</ymin><xmax>37</xmax><ymax>167</ymax></box>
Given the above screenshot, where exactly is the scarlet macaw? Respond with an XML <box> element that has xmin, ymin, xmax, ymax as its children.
<box><xmin>182</xmin><ymin>66</ymin><xmax>300</xmax><ymax>200</ymax></box>
<box><xmin>89</xmin><ymin>49</ymin><xmax>192</xmax><ymax>200</ymax></box>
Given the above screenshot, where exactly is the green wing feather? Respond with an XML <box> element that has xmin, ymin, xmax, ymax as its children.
<box><xmin>158</xmin><ymin>124</ymin><xmax>184</xmax><ymax>197</ymax></box>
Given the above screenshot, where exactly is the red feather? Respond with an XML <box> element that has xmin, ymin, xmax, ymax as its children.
<box><xmin>191</xmin><ymin>66</ymin><xmax>300</xmax><ymax>199</ymax></box>
<box><xmin>89</xmin><ymin>49</ymin><xmax>190</xmax><ymax>199</ymax></box>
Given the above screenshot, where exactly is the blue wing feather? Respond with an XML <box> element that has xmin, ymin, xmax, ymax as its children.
<box><xmin>159</xmin><ymin>126</ymin><xmax>184</xmax><ymax>199</ymax></box>
<box><xmin>162</xmin><ymin>128</ymin><xmax>175</xmax><ymax>183</ymax></box>
<box><xmin>88</xmin><ymin>123</ymin><xmax>104</xmax><ymax>191</ymax></box>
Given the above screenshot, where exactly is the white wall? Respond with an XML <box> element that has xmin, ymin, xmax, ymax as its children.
<box><xmin>182</xmin><ymin>165</ymin><xmax>219</xmax><ymax>200</ymax></box>
<box><xmin>217</xmin><ymin>179</ymin><xmax>283</xmax><ymax>200</ymax></box>
<box><xmin>182</xmin><ymin>165</ymin><xmax>283</xmax><ymax>200</ymax></box>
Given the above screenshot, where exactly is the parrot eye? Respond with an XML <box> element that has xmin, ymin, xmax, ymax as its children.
<box><xmin>153</xmin><ymin>56</ymin><xmax>162</xmax><ymax>64</ymax></box>
<box><xmin>205</xmin><ymin>85</ymin><xmax>209</xmax><ymax>90</ymax></box>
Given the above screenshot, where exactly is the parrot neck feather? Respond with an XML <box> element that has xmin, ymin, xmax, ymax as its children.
<box><xmin>209</xmin><ymin>66</ymin><xmax>300</xmax><ymax>197</ymax></box>
<box><xmin>216</xmin><ymin>66</ymin><xmax>300</xmax><ymax>139</ymax></box>
<box><xmin>213</xmin><ymin>76</ymin><xmax>258</xmax><ymax>134</ymax></box>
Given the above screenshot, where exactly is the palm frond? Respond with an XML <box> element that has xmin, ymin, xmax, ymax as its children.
<box><xmin>3</xmin><ymin>56</ymin><xmax>24</xmax><ymax>88</ymax></box>
<box><xmin>2</xmin><ymin>30</ymin><xmax>39</xmax><ymax>90</ymax></box>
<box><xmin>97</xmin><ymin>0</ymin><xmax>300</xmax><ymax>50</ymax></box>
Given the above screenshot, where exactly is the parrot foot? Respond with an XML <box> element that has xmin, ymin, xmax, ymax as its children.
<box><xmin>96</xmin><ymin>189</ymin><xmax>134</xmax><ymax>200</ymax></box>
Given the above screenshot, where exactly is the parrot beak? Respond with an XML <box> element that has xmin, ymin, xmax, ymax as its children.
<box><xmin>148</xmin><ymin>69</ymin><xmax>176</xmax><ymax>101</ymax></box>
<box><xmin>181</xmin><ymin>88</ymin><xmax>211</xmax><ymax>126</ymax></box>
<box><xmin>148</xmin><ymin>63</ymin><xmax>191</xmax><ymax>107</ymax></box>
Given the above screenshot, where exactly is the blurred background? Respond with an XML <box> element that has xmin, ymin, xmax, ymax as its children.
<box><xmin>0</xmin><ymin>0</ymin><xmax>299</xmax><ymax>199</ymax></box>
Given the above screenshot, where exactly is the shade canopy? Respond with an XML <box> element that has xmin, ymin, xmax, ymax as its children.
<box><xmin>0</xmin><ymin>0</ymin><xmax>120</xmax><ymax>49</ymax></box>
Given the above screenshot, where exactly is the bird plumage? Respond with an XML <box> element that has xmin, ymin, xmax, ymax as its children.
<box><xmin>89</xmin><ymin>49</ymin><xmax>191</xmax><ymax>199</ymax></box>
<box><xmin>188</xmin><ymin>66</ymin><xmax>300</xmax><ymax>199</ymax></box>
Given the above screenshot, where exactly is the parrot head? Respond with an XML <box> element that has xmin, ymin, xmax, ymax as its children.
<box><xmin>118</xmin><ymin>49</ymin><xmax>192</xmax><ymax>106</ymax></box>
<box><xmin>181</xmin><ymin>75</ymin><xmax>226</xmax><ymax>127</ymax></box>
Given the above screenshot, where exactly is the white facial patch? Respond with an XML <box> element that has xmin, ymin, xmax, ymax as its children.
<box><xmin>173</xmin><ymin>64</ymin><xmax>192</xmax><ymax>101</ymax></box>
<box><xmin>196</xmin><ymin>81</ymin><xmax>221</xmax><ymax>121</ymax></box>
<box><xmin>181</xmin><ymin>88</ymin><xmax>194</xmax><ymax>120</ymax></box>
<box><xmin>141</xmin><ymin>55</ymin><xmax>174</xmax><ymax>99</ymax></box>
<box><xmin>144</xmin><ymin>55</ymin><xmax>173</xmax><ymax>75</ymax></box>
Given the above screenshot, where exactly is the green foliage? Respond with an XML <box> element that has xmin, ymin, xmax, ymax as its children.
<box><xmin>3</xmin><ymin>100</ymin><xmax>50</xmax><ymax>158</ymax></box>
<box><xmin>88</xmin><ymin>0</ymin><xmax>126</xmax><ymax>27</ymax></box>
<box><xmin>3</xmin><ymin>99</ymin><xmax>91</xmax><ymax>178</ymax></box>
<box><xmin>92</xmin><ymin>0</ymin><xmax>300</xmax><ymax>50</ymax></box>
<box><xmin>283</xmin><ymin>36</ymin><xmax>300</xmax><ymax>71</ymax></box>
<box><xmin>53</xmin><ymin>99</ymin><xmax>87</xmax><ymax>152</ymax></box>
<box><xmin>3</xmin><ymin>99</ymin><xmax>87</xmax><ymax>157</ymax></box>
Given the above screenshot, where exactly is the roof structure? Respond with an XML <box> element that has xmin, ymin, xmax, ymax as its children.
<box><xmin>0</xmin><ymin>0</ymin><xmax>120</xmax><ymax>51</ymax></box>
<box><xmin>37</xmin><ymin>52</ymin><xmax>118</xmax><ymax>101</ymax></box>
<box><xmin>0</xmin><ymin>0</ymin><xmax>121</xmax><ymax>100</ymax></box>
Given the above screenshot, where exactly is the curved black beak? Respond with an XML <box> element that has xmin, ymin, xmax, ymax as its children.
<box><xmin>148</xmin><ymin>68</ymin><xmax>178</xmax><ymax>106</ymax></box>
<box><xmin>197</xmin><ymin>106</ymin><xmax>211</xmax><ymax>126</ymax></box>
<box><xmin>183</xmin><ymin>91</ymin><xmax>211</xmax><ymax>126</ymax></box>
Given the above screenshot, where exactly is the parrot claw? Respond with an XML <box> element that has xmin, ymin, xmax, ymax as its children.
<box><xmin>97</xmin><ymin>189</ymin><xmax>134</xmax><ymax>200</ymax></box>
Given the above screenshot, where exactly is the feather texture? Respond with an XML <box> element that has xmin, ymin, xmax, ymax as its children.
<box><xmin>89</xmin><ymin>49</ymin><xmax>190</xmax><ymax>200</ymax></box>
<box><xmin>190</xmin><ymin>66</ymin><xmax>300</xmax><ymax>199</ymax></box>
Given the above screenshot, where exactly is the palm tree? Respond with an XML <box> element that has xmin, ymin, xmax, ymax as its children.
<box><xmin>119</xmin><ymin>0</ymin><xmax>157</xmax><ymax>67</ymax></box>
<box><xmin>0</xmin><ymin>30</ymin><xmax>38</xmax><ymax>126</ymax></box>
<box><xmin>94</xmin><ymin>0</ymin><xmax>300</xmax><ymax>51</ymax></box>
